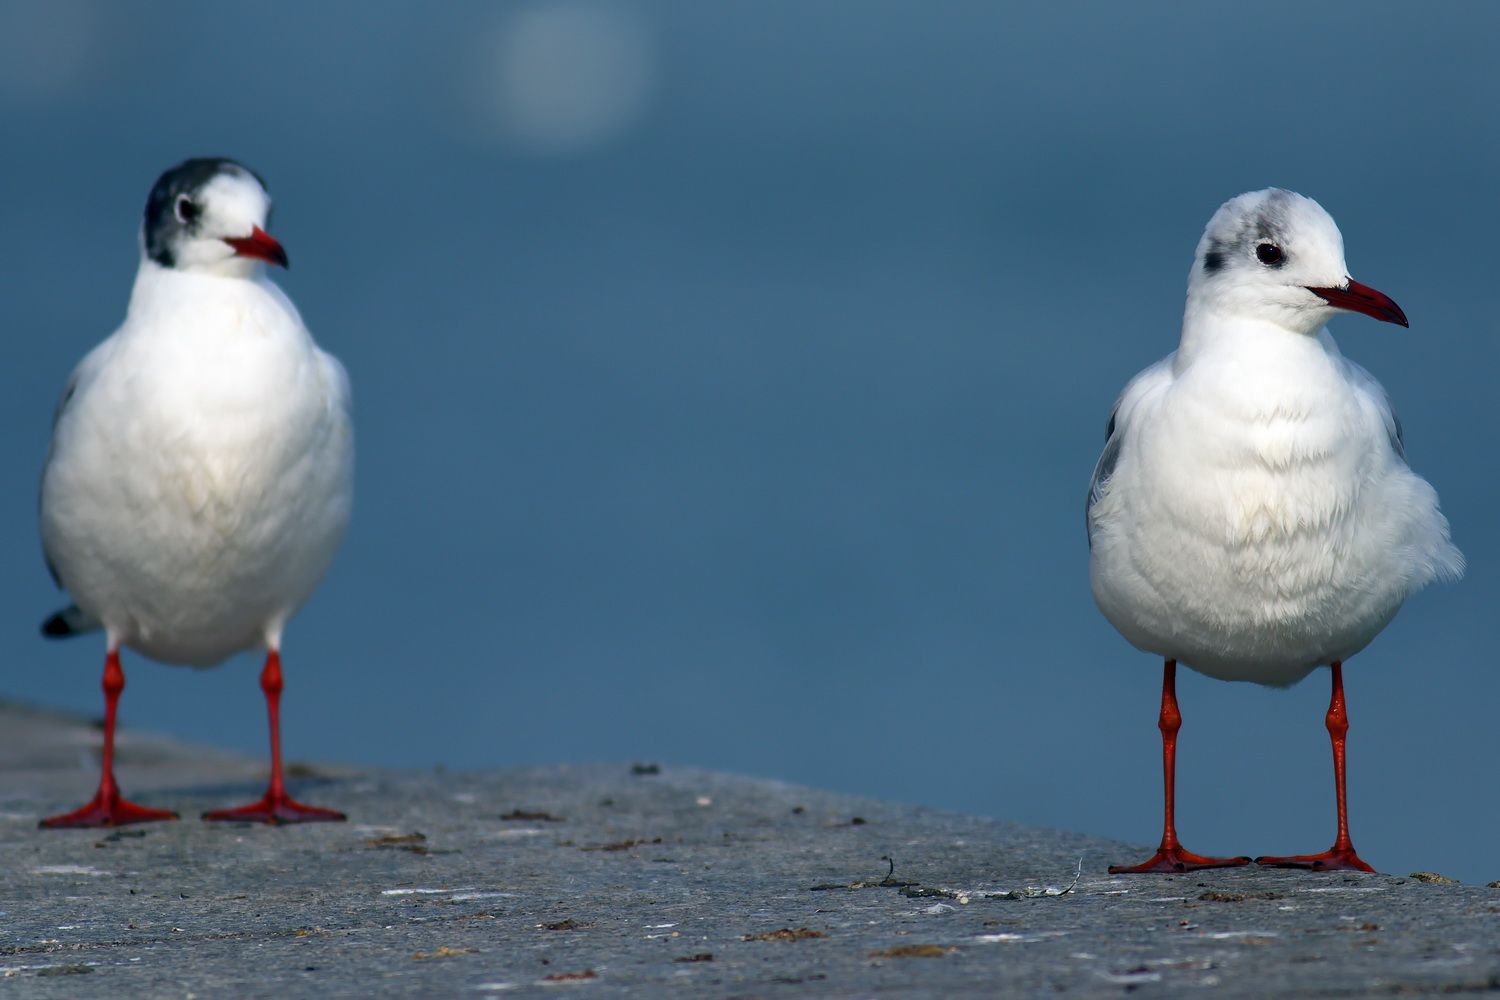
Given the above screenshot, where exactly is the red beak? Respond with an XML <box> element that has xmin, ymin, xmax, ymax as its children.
<box><xmin>222</xmin><ymin>225</ymin><xmax>289</xmax><ymax>269</ymax></box>
<box><xmin>1305</xmin><ymin>279</ymin><xmax>1407</xmax><ymax>327</ymax></box>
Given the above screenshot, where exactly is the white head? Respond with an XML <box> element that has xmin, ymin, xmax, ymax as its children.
<box><xmin>1186</xmin><ymin>188</ymin><xmax>1405</xmax><ymax>335</ymax></box>
<box><xmin>141</xmin><ymin>158</ymin><xmax>288</xmax><ymax>278</ymax></box>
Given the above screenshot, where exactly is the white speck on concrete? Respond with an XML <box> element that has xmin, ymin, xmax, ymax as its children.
<box><xmin>484</xmin><ymin>828</ymin><xmax>548</xmax><ymax>839</ymax></box>
<box><xmin>1099</xmin><ymin>970</ymin><xmax>1162</xmax><ymax>985</ymax></box>
<box><xmin>974</xmin><ymin>931</ymin><xmax>1069</xmax><ymax>944</ymax></box>
<box><xmin>450</xmin><ymin>892</ymin><xmax>519</xmax><ymax>901</ymax></box>
<box><xmin>1201</xmin><ymin>930</ymin><xmax>1279</xmax><ymax>939</ymax></box>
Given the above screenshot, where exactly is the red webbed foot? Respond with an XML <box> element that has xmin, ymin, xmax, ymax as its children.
<box><xmin>202</xmin><ymin>790</ymin><xmax>345</xmax><ymax>825</ymax></box>
<box><xmin>1256</xmin><ymin>848</ymin><xmax>1375</xmax><ymax>873</ymax></box>
<box><xmin>41</xmin><ymin>790</ymin><xmax>178</xmax><ymax>829</ymax></box>
<box><xmin>1109</xmin><ymin>847</ymin><xmax>1252</xmax><ymax>874</ymax></box>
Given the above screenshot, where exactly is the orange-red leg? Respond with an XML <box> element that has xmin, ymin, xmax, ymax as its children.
<box><xmin>202</xmin><ymin>650</ymin><xmax>344</xmax><ymax>825</ymax></box>
<box><xmin>1257</xmin><ymin>662</ymin><xmax>1374</xmax><ymax>872</ymax></box>
<box><xmin>1110</xmin><ymin>659</ymin><xmax>1251</xmax><ymax>873</ymax></box>
<box><xmin>40</xmin><ymin>648</ymin><xmax>178</xmax><ymax>828</ymax></box>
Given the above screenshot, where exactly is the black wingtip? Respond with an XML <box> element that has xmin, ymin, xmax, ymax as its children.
<box><xmin>41</xmin><ymin>613</ymin><xmax>75</xmax><ymax>638</ymax></box>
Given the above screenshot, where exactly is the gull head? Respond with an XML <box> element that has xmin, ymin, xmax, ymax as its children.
<box><xmin>1187</xmin><ymin>188</ymin><xmax>1405</xmax><ymax>335</ymax></box>
<box><xmin>141</xmin><ymin>158</ymin><xmax>287</xmax><ymax>277</ymax></box>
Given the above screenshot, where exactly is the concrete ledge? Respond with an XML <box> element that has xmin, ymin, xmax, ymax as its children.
<box><xmin>2</xmin><ymin>701</ymin><xmax>1498</xmax><ymax>998</ymax></box>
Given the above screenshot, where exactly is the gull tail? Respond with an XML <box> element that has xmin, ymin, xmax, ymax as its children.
<box><xmin>41</xmin><ymin>604</ymin><xmax>100</xmax><ymax>639</ymax></box>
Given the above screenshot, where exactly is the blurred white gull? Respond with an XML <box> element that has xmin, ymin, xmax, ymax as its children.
<box><xmin>39</xmin><ymin>157</ymin><xmax>353</xmax><ymax>827</ymax></box>
<box><xmin>1087</xmin><ymin>188</ymin><xmax>1461</xmax><ymax>873</ymax></box>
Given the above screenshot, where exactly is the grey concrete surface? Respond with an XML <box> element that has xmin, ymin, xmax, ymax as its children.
<box><xmin>2</xmin><ymin>699</ymin><xmax>1498</xmax><ymax>999</ymax></box>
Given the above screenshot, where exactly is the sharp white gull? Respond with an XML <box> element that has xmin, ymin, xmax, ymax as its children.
<box><xmin>39</xmin><ymin>157</ymin><xmax>353</xmax><ymax>827</ymax></box>
<box><xmin>1087</xmin><ymin>188</ymin><xmax>1461</xmax><ymax>873</ymax></box>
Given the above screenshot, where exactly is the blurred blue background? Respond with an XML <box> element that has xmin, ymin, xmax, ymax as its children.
<box><xmin>2</xmin><ymin>0</ymin><xmax>1497</xmax><ymax>883</ymax></box>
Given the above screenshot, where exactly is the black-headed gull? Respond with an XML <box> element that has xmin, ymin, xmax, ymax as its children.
<box><xmin>38</xmin><ymin>157</ymin><xmax>353</xmax><ymax>827</ymax></box>
<box><xmin>1087</xmin><ymin>189</ymin><xmax>1461</xmax><ymax>873</ymax></box>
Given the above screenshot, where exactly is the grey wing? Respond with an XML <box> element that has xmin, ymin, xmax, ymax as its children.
<box><xmin>45</xmin><ymin>332</ymin><xmax>115</xmax><ymax>436</ymax></box>
<box><xmin>1085</xmin><ymin>407</ymin><xmax>1124</xmax><ymax>549</ymax></box>
<box><xmin>39</xmin><ymin>382</ymin><xmax>103</xmax><ymax>632</ymax></box>
<box><xmin>1342</xmin><ymin>358</ymin><xmax>1406</xmax><ymax>463</ymax></box>
<box><xmin>40</xmin><ymin>370</ymin><xmax>84</xmax><ymax>588</ymax></box>
<box><xmin>39</xmin><ymin>338</ymin><xmax>114</xmax><ymax>591</ymax></box>
<box><xmin>1086</xmin><ymin>355</ymin><xmax>1174</xmax><ymax>549</ymax></box>
<box><xmin>51</xmin><ymin>369</ymin><xmax>80</xmax><ymax>429</ymax></box>
<box><xmin>38</xmin><ymin>372</ymin><xmax>103</xmax><ymax>634</ymax></box>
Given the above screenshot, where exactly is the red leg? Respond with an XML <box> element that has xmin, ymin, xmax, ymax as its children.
<box><xmin>1257</xmin><ymin>661</ymin><xmax>1375</xmax><ymax>872</ymax></box>
<box><xmin>202</xmin><ymin>650</ymin><xmax>344</xmax><ymax>825</ymax></box>
<box><xmin>1110</xmin><ymin>660</ymin><xmax>1251</xmax><ymax>873</ymax></box>
<box><xmin>40</xmin><ymin>648</ymin><xmax>178</xmax><ymax>828</ymax></box>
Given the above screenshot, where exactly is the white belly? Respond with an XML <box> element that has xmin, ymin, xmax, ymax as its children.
<box><xmin>1089</xmin><ymin>361</ymin><xmax>1455</xmax><ymax>687</ymax></box>
<box><xmin>40</xmin><ymin>287</ymin><xmax>352</xmax><ymax>667</ymax></box>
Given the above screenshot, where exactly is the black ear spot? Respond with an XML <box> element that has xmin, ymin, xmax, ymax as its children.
<box><xmin>1203</xmin><ymin>250</ymin><xmax>1225</xmax><ymax>274</ymax></box>
<box><xmin>175</xmin><ymin>195</ymin><xmax>200</xmax><ymax>225</ymax></box>
<box><xmin>1255</xmin><ymin>242</ymin><xmax>1284</xmax><ymax>266</ymax></box>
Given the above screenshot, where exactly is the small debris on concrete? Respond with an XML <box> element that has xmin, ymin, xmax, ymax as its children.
<box><xmin>411</xmin><ymin>947</ymin><xmax>479</xmax><ymax>960</ymax></box>
<box><xmin>367</xmin><ymin>832</ymin><xmax>426</xmax><ymax>847</ymax></box>
<box><xmin>1199</xmin><ymin>891</ymin><xmax>1285</xmax><ymax>902</ymax></box>
<box><xmin>743</xmin><ymin>927</ymin><xmax>826</xmax><ymax>942</ymax></box>
<box><xmin>869</xmin><ymin>945</ymin><xmax>955</xmax><ymax>959</ymax></box>
<box><xmin>582</xmin><ymin>838</ymin><xmax>662</xmax><ymax>852</ymax></box>
<box><xmin>541</xmin><ymin>919</ymin><xmax>593</xmax><ymax>931</ymax></box>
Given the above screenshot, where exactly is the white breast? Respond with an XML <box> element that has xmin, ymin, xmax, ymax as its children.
<box><xmin>1089</xmin><ymin>323</ymin><xmax>1458</xmax><ymax>686</ymax></box>
<box><xmin>40</xmin><ymin>265</ymin><xmax>353</xmax><ymax>667</ymax></box>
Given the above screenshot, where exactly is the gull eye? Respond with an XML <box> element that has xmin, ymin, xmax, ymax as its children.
<box><xmin>175</xmin><ymin>195</ymin><xmax>200</xmax><ymax>225</ymax></box>
<box><xmin>1255</xmin><ymin>242</ymin><xmax>1284</xmax><ymax>266</ymax></box>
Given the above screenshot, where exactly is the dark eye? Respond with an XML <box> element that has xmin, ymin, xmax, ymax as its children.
<box><xmin>175</xmin><ymin>195</ymin><xmax>200</xmax><ymax>224</ymax></box>
<box><xmin>1255</xmin><ymin>243</ymin><xmax>1283</xmax><ymax>265</ymax></box>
